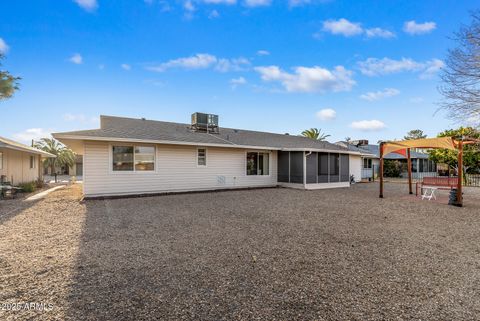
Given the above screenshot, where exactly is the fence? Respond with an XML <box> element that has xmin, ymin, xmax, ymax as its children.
<box><xmin>361</xmin><ymin>166</ymin><xmax>480</xmax><ymax>187</ymax></box>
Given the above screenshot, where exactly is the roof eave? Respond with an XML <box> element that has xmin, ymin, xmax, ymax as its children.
<box><xmin>53</xmin><ymin>134</ymin><xmax>359</xmax><ymax>154</ymax></box>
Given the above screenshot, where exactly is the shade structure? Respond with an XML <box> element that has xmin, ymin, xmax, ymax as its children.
<box><xmin>382</xmin><ymin>137</ymin><xmax>457</xmax><ymax>157</ymax></box>
<box><xmin>378</xmin><ymin>136</ymin><xmax>479</xmax><ymax>207</ymax></box>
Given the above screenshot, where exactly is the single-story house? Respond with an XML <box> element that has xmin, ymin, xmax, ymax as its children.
<box><xmin>0</xmin><ymin>136</ymin><xmax>55</xmax><ymax>185</ymax></box>
<box><xmin>53</xmin><ymin>114</ymin><xmax>362</xmax><ymax>198</ymax></box>
<box><xmin>336</xmin><ymin>140</ymin><xmax>438</xmax><ymax>180</ymax></box>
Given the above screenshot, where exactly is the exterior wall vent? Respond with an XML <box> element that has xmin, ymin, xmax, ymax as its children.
<box><xmin>191</xmin><ymin>112</ymin><xmax>219</xmax><ymax>133</ymax></box>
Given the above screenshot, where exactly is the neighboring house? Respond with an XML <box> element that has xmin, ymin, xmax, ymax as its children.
<box><xmin>43</xmin><ymin>154</ymin><xmax>83</xmax><ymax>177</ymax></box>
<box><xmin>53</xmin><ymin>114</ymin><xmax>362</xmax><ymax>198</ymax></box>
<box><xmin>0</xmin><ymin>136</ymin><xmax>55</xmax><ymax>185</ymax></box>
<box><xmin>336</xmin><ymin>140</ymin><xmax>438</xmax><ymax>180</ymax></box>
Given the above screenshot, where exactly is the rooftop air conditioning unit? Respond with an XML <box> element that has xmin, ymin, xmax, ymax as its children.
<box><xmin>191</xmin><ymin>112</ymin><xmax>219</xmax><ymax>133</ymax></box>
<box><xmin>353</xmin><ymin>139</ymin><xmax>369</xmax><ymax>146</ymax></box>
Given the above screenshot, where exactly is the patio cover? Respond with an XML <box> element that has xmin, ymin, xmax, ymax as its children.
<box><xmin>379</xmin><ymin>136</ymin><xmax>480</xmax><ymax>207</ymax></box>
<box><xmin>382</xmin><ymin>137</ymin><xmax>457</xmax><ymax>157</ymax></box>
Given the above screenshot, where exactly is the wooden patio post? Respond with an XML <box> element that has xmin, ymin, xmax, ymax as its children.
<box><xmin>407</xmin><ymin>148</ymin><xmax>413</xmax><ymax>194</ymax></box>
<box><xmin>456</xmin><ymin>140</ymin><xmax>463</xmax><ymax>207</ymax></box>
<box><xmin>379</xmin><ymin>142</ymin><xmax>384</xmax><ymax>198</ymax></box>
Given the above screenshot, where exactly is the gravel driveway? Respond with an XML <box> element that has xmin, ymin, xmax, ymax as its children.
<box><xmin>1</xmin><ymin>183</ymin><xmax>480</xmax><ymax>320</ymax></box>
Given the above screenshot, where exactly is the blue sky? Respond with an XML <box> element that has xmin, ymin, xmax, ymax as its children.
<box><xmin>0</xmin><ymin>0</ymin><xmax>477</xmax><ymax>144</ymax></box>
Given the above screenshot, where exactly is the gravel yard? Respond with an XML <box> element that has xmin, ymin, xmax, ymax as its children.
<box><xmin>1</xmin><ymin>183</ymin><xmax>480</xmax><ymax>320</ymax></box>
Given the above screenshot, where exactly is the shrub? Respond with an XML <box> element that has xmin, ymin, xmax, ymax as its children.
<box><xmin>383</xmin><ymin>160</ymin><xmax>402</xmax><ymax>177</ymax></box>
<box><xmin>18</xmin><ymin>181</ymin><xmax>36</xmax><ymax>193</ymax></box>
<box><xmin>35</xmin><ymin>178</ymin><xmax>45</xmax><ymax>189</ymax></box>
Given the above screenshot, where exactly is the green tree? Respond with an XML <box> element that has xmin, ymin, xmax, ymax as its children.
<box><xmin>0</xmin><ymin>54</ymin><xmax>20</xmax><ymax>100</ymax></box>
<box><xmin>34</xmin><ymin>138</ymin><xmax>76</xmax><ymax>174</ymax></box>
<box><xmin>404</xmin><ymin>129</ymin><xmax>427</xmax><ymax>140</ymax></box>
<box><xmin>428</xmin><ymin>127</ymin><xmax>480</xmax><ymax>175</ymax></box>
<box><xmin>383</xmin><ymin>160</ymin><xmax>403</xmax><ymax>177</ymax></box>
<box><xmin>301</xmin><ymin>128</ymin><xmax>331</xmax><ymax>141</ymax></box>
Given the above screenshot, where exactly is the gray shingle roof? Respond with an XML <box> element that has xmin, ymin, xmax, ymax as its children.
<box><xmin>339</xmin><ymin>143</ymin><xmax>430</xmax><ymax>159</ymax></box>
<box><xmin>53</xmin><ymin>115</ymin><xmax>352</xmax><ymax>152</ymax></box>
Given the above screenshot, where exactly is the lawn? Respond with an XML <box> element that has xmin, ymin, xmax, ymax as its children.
<box><xmin>1</xmin><ymin>183</ymin><xmax>480</xmax><ymax>320</ymax></box>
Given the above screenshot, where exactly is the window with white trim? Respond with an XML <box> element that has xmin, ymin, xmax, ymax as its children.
<box><xmin>246</xmin><ymin>152</ymin><xmax>269</xmax><ymax>175</ymax></box>
<box><xmin>197</xmin><ymin>148</ymin><xmax>207</xmax><ymax>166</ymax></box>
<box><xmin>112</xmin><ymin>145</ymin><xmax>155</xmax><ymax>171</ymax></box>
<box><xmin>363</xmin><ymin>158</ymin><xmax>372</xmax><ymax>169</ymax></box>
<box><xmin>30</xmin><ymin>155</ymin><xmax>36</xmax><ymax>169</ymax></box>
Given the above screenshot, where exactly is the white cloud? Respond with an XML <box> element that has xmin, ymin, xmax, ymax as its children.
<box><xmin>121</xmin><ymin>63</ymin><xmax>131</xmax><ymax>71</ymax></box>
<box><xmin>419</xmin><ymin>59</ymin><xmax>445</xmax><ymax>79</ymax></box>
<box><xmin>215</xmin><ymin>57</ymin><xmax>250</xmax><ymax>72</ymax></box>
<box><xmin>316</xmin><ymin>108</ymin><xmax>336</xmax><ymax>121</ymax></box>
<box><xmin>182</xmin><ymin>1</ymin><xmax>195</xmax><ymax>19</ymax></box>
<box><xmin>358</xmin><ymin>57</ymin><xmax>443</xmax><ymax>78</ymax></box>
<box><xmin>0</xmin><ymin>38</ymin><xmax>9</xmax><ymax>54</ymax></box>
<box><xmin>69</xmin><ymin>53</ymin><xmax>83</xmax><ymax>64</ymax></box>
<box><xmin>146</xmin><ymin>54</ymin><xmax>249</xmax><ymax>73</ymax></box>
<box><xmin>244</xmin><ymin>0</ymin><xmax>271</xmax><ymax>7</ymax></box>
<box><xmin>257</xmin><ymin>50</ymin><xmax>270</xmax><ymax>56</ymax></box>
<box><xmin>147</xmin><ymin>53</ymin><xmax>217</xmax><ymax>72</ymax></box>
<box><xmin>202</xmin><ymin>0</ymin><xmax>236</xmax><ymax>4</ymax></box>
<box><xmin>208</xmin><ymin>10</ymin><xmax>220</xmax><ymax>18</ymax></box>
<box><xmin>360</xmin><ymin>88</ymin><xmax>400</xmax><ymax>101</ymax></box>
<box><xmin>322</xmin><ymin>18</ymin><xmax>363</xmax><ymax>37</ymax></box>
<box><xmin>319</xmin><ymin>19</ymin><xmax>395</xmax><ymax>39</ymax></box>
<box><xmin>350</xmin><ymin>120</ymin><xmax>386</xmax><ymax>131</ymax></box>
<box><xmin>73</xmin><ymin>0</ymin><xmax>98</xmax><ymax>11</ymax></box>
<box><xmin>410</xmin><ymin>97</ymin><xmax>424</xmax><ymax>104</ymax></box>
<box><xmin>403</xmin><ymin>20</ymin><xmax>436</xmax><ymax>35</ymax></box>
<box><xmin>254</xmin><ymin>65</ymin><xmax>355</xmax><ymax>93</ymax></box>
<box><xmin>365</xmin><ymin>28</ymin><xmax>395</xmax><ymax>39</ymax></box>
<box><xmin>13</xmin><ymin>128</ymin><xmax>52</xmax><ymax>144</ymax></box>
<box><xmin>289</xmin><ymin>0</ymin><xmax>313</xmax><ymax>7</ymax></box>
<box><xmin>230</xmin><ymin>76</ymin><xmax>247</xmax><ymax>89</ymax></box>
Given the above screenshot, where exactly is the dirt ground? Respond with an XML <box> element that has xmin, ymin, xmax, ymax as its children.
<box><xmin>1</xmin><ymin>183</ymin><xmax>480</xmax><ymax>320</ymax></box>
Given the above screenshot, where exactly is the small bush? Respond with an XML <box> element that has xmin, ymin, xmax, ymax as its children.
<box><xmin>383</xmin><ymin>160</ymin><xmax>402</xmax><ymax>177</ymax></box>
<box><xmin>19</xmin><ymin>181</ymin><xmax>36</xmax><ymax>193</ymax></box>
<box><xmin>35</xmin><ymin>179</ymin><xmax>45</xmax><ymax>189</ymax></box>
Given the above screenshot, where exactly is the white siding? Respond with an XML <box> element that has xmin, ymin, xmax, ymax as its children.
<box><xmin>0</xmin><ymin>148</ymin><xmax>40</xmax><ymax>184</ymax></box>
<box><xmin>349</xmin><ymin>155</ymin><xmax>362</xmax><ymax>182</ymax></box>
<box><xmin>83</xmin><ymin>141</ymin><xmax>278</xmax><ymax>197</ymax></box>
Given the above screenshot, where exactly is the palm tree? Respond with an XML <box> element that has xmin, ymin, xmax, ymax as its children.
<box><xmin>34</xmin><ymin>138</ymin><xmax>76</xmax><ymax>175</ymax></box>
<box><xmin>301</xmin><ymin>128</ymin><xmax>331</xmax><ymax>141</ymax></box>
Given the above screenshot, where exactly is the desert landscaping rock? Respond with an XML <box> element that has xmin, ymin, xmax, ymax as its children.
<box><xmin>1</xmin><ymin>183</ymin><xmax>480</xmax><ymax>320</ymax></box>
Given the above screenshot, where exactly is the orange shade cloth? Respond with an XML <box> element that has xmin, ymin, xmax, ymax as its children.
<box><xmin>382</xmin><ymin>137</ymin><xmax>457</xmax><ymax>157</ymax></box>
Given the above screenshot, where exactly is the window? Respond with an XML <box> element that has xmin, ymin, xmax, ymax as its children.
<box><xmin>246</xmin><ymin>152</ymin><xmax>269</xmax><ymax>175</ymax></box>
<box><xmin>197</xmin><ymin>148</ymin><xmax>206</xmax><ymax>166</ymax></box>
<box><xmin>134</xmin><ymin>146</ymin><xmax>155</xmax><ymax>171</ymax></box>
<box><xmin>30</xmin><ymin>155</ymin><xmax>36</xmax><ymax>169</ymax></box>
<box><xmin>0</xmin><ymin>152</ymin><xmax>3</xmax><ymax>170</ymax></box>
<box><xmin>113</xmin><ymin>146</ymin><xmax>134</xmax><ymax>171</ymax></box>
<box><xmin>112</xmin><ymin>145</ymin><xmax>155</xmax><ymax>172</ymax></box>
<box><xmin>363</xmin><ymin>158</ymin><xmax>372</xmax><ymax>169</ymax></box>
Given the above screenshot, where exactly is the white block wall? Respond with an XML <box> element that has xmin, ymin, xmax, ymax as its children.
<box><xmin>349</xmin><ymin>155</ymin><xmax>362</xmax><ymax>182</ymax></box>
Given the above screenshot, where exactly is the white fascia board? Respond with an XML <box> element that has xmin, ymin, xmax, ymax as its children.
<box><xmin>52</xmin><ymin>134</ymin><xmax>278</xmax><ymax>151</ymax></box>
<box><xmin>52</xmin><ymin>134</ymin><xmax>362</xmax><ymax>155</ymax></box>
